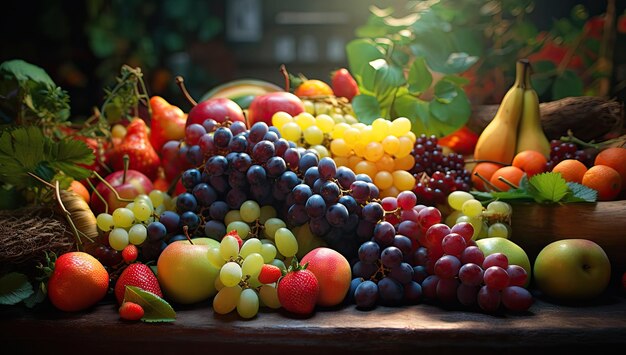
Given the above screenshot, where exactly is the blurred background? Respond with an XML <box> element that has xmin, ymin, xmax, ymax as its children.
<box><xmin>1</xmin><ymin>0</ymin><xmax>625</xmax><ymax>119</ymax></box>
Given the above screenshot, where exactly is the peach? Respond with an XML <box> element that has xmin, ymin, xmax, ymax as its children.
<box><xmin>301</xmin><ymin>247</ymin><xmax>352</xmax><ymax>307</ymax></box>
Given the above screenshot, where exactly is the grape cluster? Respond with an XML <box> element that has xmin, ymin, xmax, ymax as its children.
<box><xmin>410</xmin><ymin>134</ymin><xmax>471</xmax><ymax>206</ymax></box>
<box><xmin>444</xmin><ymin>191</ymin><xmax>513</xmax><ymax>240</ymax></box>
<box><xmin>545</xmin><ymin>139</ymin><xmax>593</xmax><ymax>171</ymax></box>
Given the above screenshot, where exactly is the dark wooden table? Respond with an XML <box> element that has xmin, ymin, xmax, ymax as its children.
<box><xmin>2</xmin><ymin>285</ymin><xmax>626</xmax><ymax>355</ymax></box>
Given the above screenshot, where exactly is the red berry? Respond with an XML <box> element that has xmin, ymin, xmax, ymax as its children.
<box><xmin>119</xmin><ymin>301</ymin><xmax>144</xmax><ymax>321</ymax></box>
<box><xmin>258</xmin><ymin>264</ymin><xmax>282</xmax><ymax>284</ymax></box>
<box><xmin>223</xmin><ymin>230</ymin><xmax>243</xmax><ymax>249</ymax></box>
<box><xmin>114</xmin><ymin>263</ymin><xmax>163</xmax><ymax>305</ymax></box>
<box><xmin>122</xmin><ymin>244</ymin><xmax>139</xmax><ymax>264</ymax></box>
<box><xmin>277</xmin><ymin>261</ymin><xmax>319</xmax><ymax>315</ymax></box>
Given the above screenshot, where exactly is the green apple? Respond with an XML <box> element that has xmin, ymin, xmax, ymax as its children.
<box><xmin>533</xmin><ymin>239</ymin><xmax>611</xmax><ymax>302</ymax></box>
<box><xmin>476</xmin><ymin>237</ymin><xmax>532</xmax><ymax>286</ymax></box>
<box><xmin>157</xmin><ymin>238</ymin><xmax>220</xmax><ymax>305</ymax></box>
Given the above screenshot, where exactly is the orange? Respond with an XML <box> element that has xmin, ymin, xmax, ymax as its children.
<box><xmin>471</xmin><ymin>162</ymin><xmax>503</xmax><ymax>191</ymax></box>
<box><xmin>47</xmin><ymin>251</ymin><xmax>109</xmax><ymax>312</ymax></box>
<box><xmin>489</xmin><ymin>166</ymin><xmax>525</xmax><ymax>192</ymax></box>
<box><xmin>68</xmin><ymin>180</ymin><xmax>90</xmax><ymax>204</ymax></box>
<box><xmin>582</xmin><ymin>164</ymin><xmax>622</xmax><ymax>201</ymax></box>
<box><xmin>294</xmin><ymin>79</ymin><xmax>334</xmax><ymax>97</ymax></box>
<box><xmin>512</xmin><ymin>150</ymin><xmax>548</xmax><ymax>177</ymax></box>
<box><xmin>552</xmin><ymin>159</ymin><xmax>588</xmax><ymax>184</ymax></box>
<box><xmin>594</xmin><ymin>147</ymin><xmax>626</xmax><ymax>191</ymax></box>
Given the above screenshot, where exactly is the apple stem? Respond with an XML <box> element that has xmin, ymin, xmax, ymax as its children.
<box><xmin>175</xmin><ymin>76</ymin><xmax>198</xmax><ymax>107</ymax></box>
<box><xmin>473</xmin><ymin>171</ymin><xmax>503</xmax><ymax>192</ymax></box>
<box><xmin>92</xmin><ymin>170</ymin><xmax>135</xmax><ymax>208</ymax></box>
<box><xmin>279</xmin><ymin>64</ymin><xmax>291</xmax><ymax>92</ymax></box>
<box><xmin>122</xmin><ymin>154</ymin><xmax>129</xmax><ymax>184</ymax></box>
<box><xmin>464</xmin><ymin>158</ymin><xmax>509</xmax><ymax>166</ymax></box>
<box><xmin>85</xmin><ymin>177</ymin><xmax>110</xmax><ymax>214</ymax></box>
<box><xmin>497</xmin><ymin>176</ymin><xmax>520</xmax><ymax>190</ymax></box>
<box><xmin>183</xmin><ymin>225</ymin><xmax>194</xmax><ymax>245</ymax></box>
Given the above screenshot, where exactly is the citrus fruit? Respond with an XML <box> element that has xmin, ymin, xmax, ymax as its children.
<box><xmin>489</xmin><ymin>166</ymin><xmax>525</xmax><ymax>192</ymax></box>
<box><xmin>471</xmin><ymin>162</ymin><xmax>502</xmax><ymax>191</ymax></box>
<box><xmin>68</xmin><ymin>180</ymin><xmax>90</xmax><ymax>203</ymax></box>
<box><xmin>594</xmin><ymin>147</ymin><xmax>626</xmax><ymax>191</ymax></box>
<box><xmin>47</xmin><ymin>251</ymin><xmax>109</xmax><ymax>312</ymax></box>
<box><xmin>582</xmin><ymin>164</ymin><xmax>622</xmax><ymax>201</ymax></box>
<box><xmin>512</xmin><ymin>150</ymin><xmax>548</xmax><ymax>177</ymax></box>
<box><xmin>551</xmin><ymin>159</ymin><xmax>588</xmax><ymax>184</ymax></box>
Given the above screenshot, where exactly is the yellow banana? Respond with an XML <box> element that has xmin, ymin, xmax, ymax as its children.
<box><xmin>473</xmin><ymin>59</ymin><xmax>528</xmax><ymax>165</ymax></box>
<box><xmin>515</xmin><ymin>63</ymin><xmax>551</xmax><ymax>158</ymax></box>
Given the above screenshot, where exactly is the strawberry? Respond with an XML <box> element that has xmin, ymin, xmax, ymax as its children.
<box><xmin>119</xmin><ymin>301</ymin><xmax>144</xmax><ymax>321</ymax></box>
<box><xmin>149</xmin><ymin>96</ymin><xmax>187</xmax><ymax>152</ymax></box>
<box><xmin>107</xmin><ymin>118</ymin><xmax>161</xmax><ymax>180</ymax></box>
<box><xmin>258</xmin><ymin>264</ymin><xmax>282</xmax><ymax>284</ymax></box>
<box><xmin>331</xmin><ymin>68</ymin><xmax>359</xmax><ymax>102</ymax></box>
<box><xmin>114</xmin><ymin>263</ymin><xmax>163</xmax><ymax>305</ymax></box>
<box><xmin>277</xmin><ymin>259</ymin><xmax>319</xmax><ymax>315</ymax></box>
<box><xmin>223</xmin><ymin>229</ymin><xmax>243</xmax><ymax>249</ymax></box>
<box><xmin>121</xmin><ymin>244</ymin><xmax>139</xmax><ymax>264</ymax></box>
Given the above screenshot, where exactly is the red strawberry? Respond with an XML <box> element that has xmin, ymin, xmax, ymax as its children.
<box><xmin>107</xmin><ymin>118</ymin><xmax>161</xmax><ymax>180</ymax></box>
<box><xmin>258</xmin><ymin>264</ymin><xmax>282</xmax><ymax>284</ymax></box>
<box><xmin>121</xmin><ymin>244</ymin><xmax>139</xmax><ymax>264</ymax></box>
<box><xmin>119</xmin><ymin>301</ymin><xmax>144</xmax><ymax>321</ymax></box>
<box><xmin>331</xmin><ymin>68</ymin><xmax>359</xmax><ymax>102</ymax></box>
<box><xmin>114</xmin><ymin>263</ymin><xmax>163</xmax><ymax>305</ymax></box>
<box><xmin>277</xmin><ymin>259</ymin><xmax>319</xmax><ymax>315</ymax></box>
<box><xmin>149</xmin><ymin>96</ymin><xmax>187</xmax><ymax>152</ymax></box>
<box><xmin>223</xmin><ymin>229</ymin><xmax>243</xmax><ymax>249</ymax></box>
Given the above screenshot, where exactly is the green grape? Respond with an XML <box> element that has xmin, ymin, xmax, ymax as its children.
<box><xmin>476</xmin><ymin>220</ymin><xmax>490</xmax><ymax>240</ymax></box>
<box><xmin>260</xmin><ymin>243</ymin><xmax>277</xmax><ymax>263</ymax></box>
<box><xmin>162</xmin><ymin>194</ymin><xmax>174</xmax><ymax>211</ymax></box>
<box><xmin>343</xmin><ymin>114</ymin><xmax>358</xmax><ymax>124</ymax></box>
<box><xmin>96</xmin><ymin>213</ymin><xmax>114</xmax><ymax>232</ymax></box>
<box><xmin>148</xmin><ymin>190</ymin><xmax>164</xmax><ymax>208</ymax></box>
<box><xmin>125</xmin><ymin>202</ymin><xmax>135</xmax><ymax>212</ymax></box>
<box><xmin>311</xmin><ymin>144</ymin><xmax>330</xmax><ymax>159</ymax></box>
<box><xmin>275</xmin><ymin>227</ymin><xmax>298</xmax><ymax>258</ymax></box>
<box><xmin>259</xmin><ymin>205</ymin><xmax>277</xmax><ymax>224</ymax></box>
<box><xmin>128</xmin><ymin>224</ymin><xmax>147</xmax><ymax>245</ymax></box>
<box><xmin>444</xmin><ymin>210</ymin><xmax>464</xmax><ymax>228</ymax></box>
<box><xmin>239</xmin><ymin>200</ymin><xmax>261</xmax><ymax>223</ymax></box>
<box><xmin>270</xmin><ymin>258</ymin><xmax>287</xmax><ymax>272</ymax></box>
<box><xmin>315</xmin><ymin>114</ymin><xmax>335</xmax><ymax>133</ymax></box>
<box><xmin>154</xmin><ymin>204</ymin><xmax>166</xmax><ymax>217</ymax></box>
<box><xmin>447</xmin><ymin>191</ymin><xmax>475</xmax><ymax>211</ymax></box>
<box><xmin>389</xmin><ymin>117</ymin><xmax>411</xmax><ymax>137</ymax></box>
<box><xmin>109</xmin><ymin>228</ymin><xmax>130</xmax><ymax>251</ymax></box>
<box><xmin>207</xmin><ymin>247</ymin><xmax>225</xmax><ymax>268</ymax></box>
<box><xmin>487</xmin><ymin>222</ymin><xmax>510</xmax><ymax>239</ymax></box>
<box><xmin>227</xmin><ymin>221</ymin><xmax>251</xmax><ymax>239</ymax></box>
<box><xmin>132</xmin><ymin>201</ymin><xmax>153</xmax><ymax>223</ymax></box>
<box><xmin>241</xmin><ymin>253</ymin><xmax>264</xmax><ymax>279</ymax></box>
<box><xmin>213</xmin><ymin>285</ymin><xmax>242</xmax><ymax>315</ymax></box>
<box><xmin>214</xmin><ymin>274</ymin><xmax>225</xmax><ymax>291</ymax></box>
<box><xmin>220</xmin><ymin>235</ymin><xmax>240</xmax><ymax>261</ymax></box>
<box><xmin>112</xmin><ymin>207</ymin><xmax>135</xmax><ymax>229</ymax></box>
<box><xmin>272</xmin><ymin>111</ymin><xmax>293</xmax><ymax>129</ymax></box>
<box><xmin>240</xmin><ymin>238</ymin><xmax>262</xmax><ymax>258</ymax></box>
<box><xmin>295</xmin><ymin>112</ymin><xmax>316</xmax><ymax>129</ymax></box>
<box><xmin>220</xmin><ymin>261</ymin><xmax>243</xmax><ymax>287</ymax></box>
<box><xmin>303</xmin><ymin>125</ymin><xmax>324</xmax><ymax>146</ymax></box>
<box><xmin>331</xmin><ymin>122</ymin><xmax>350</xmax><ymax>139</ymax></box>
<box><xmin>258</xmin><ymin>284</ymin><xmax>281</xmax><ymax>309</ymax></box>
<box><xmin>263</xmin><ymin>218</ymin><xmax>286</xmax><ymax>240</ymax></box>
<box><xmin>294</xmin><ymin>223</ymin><xmax>326</xmax><ymax>260</ymax></box>
<box><xmin>224</xmin><ymin>210</ymin><xmax>242</xmax><ymax>227</ymax></box>
<box><xmin>280</xmin><ymin>122</ymin><xmax>302</xmax><ymax>142</ymax></box>
<box><xmin>134</xmin><ymin>194</ymin><xmax>153</xmax><ymax>210</ymax></box>
<box><xmin>237</xmin><ymin>288</ymin><xmax>259</xmax><ymax>319</ymax></box>
<box><xmin>486</xmin><ymin>201</ymin><xmax>512</xmax><ymax>217</ymax></box>
<box><xmin>461</xmin><ymin>199</ymin><xmax>484</xmax><ymax>218</ymax></box>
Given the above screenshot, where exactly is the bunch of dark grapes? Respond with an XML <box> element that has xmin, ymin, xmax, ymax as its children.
<box><xmin>409</xmin><ymin>134</ymin><xmax>471</xmax><ymax>206</ymax></box>
<box><xmin>545</xmin><ymin>139</ymin><xmax>593</xmax><ymax>171</ymax></box>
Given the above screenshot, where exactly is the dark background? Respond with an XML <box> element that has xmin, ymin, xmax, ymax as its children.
<box><xmin>1</xmin><ymin>0</ymin><xmax>624</xmax><ymax>119</ymax></box>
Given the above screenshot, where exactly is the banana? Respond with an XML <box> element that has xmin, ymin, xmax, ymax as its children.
<box><xmin>473</xmin><ymin>59</ymin><xmax>529</xmax><ymax>165</ymax></box>
<box><xmin>515</xmin><ymin>63</ymin><xmax>551</xmax><ymax>157</ymax></box>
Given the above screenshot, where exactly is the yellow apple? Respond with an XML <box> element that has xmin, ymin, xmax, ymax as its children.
<box><xmin>157</xmin><ymin>238</ymin><xmax>220</xmax><ymax>305</ymax></box>
<box><xmin>476</xmin><ymin>237</ymin><xmax>532</xmax><ymax>286</ymax></box>
<box><xmin>533</xmin><ymin>239</ymin><xmax>611</xmax><ymax>302</ymax></box>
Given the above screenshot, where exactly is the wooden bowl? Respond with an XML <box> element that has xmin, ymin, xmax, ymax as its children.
<box><xmin>509</xmin><ymin>200</ymin><xmax>626</xmax><ymax>273</ymax></box>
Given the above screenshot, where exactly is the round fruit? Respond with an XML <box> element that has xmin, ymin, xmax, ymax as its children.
<box><xmin>68</xmin><ymin>180</ymin><xmax>90</xmax><ymax>203</ymax></box>
<box><xmin>551</xmin><ymin>159</ymin><xmax>588</xmax><ymax>184</ymax></box>
<box><xmin>301</xmin><ymin>247</ymin><xmax>352</xmax><ymax>307</ymax></box>
<box><xmin>594</xmin><ymin>147</ymin><xmax>626</xmax><ymax>191</ymax></box>
<box><xmin>294</xmin><ymin>79</ymin><xmax>334</xmax><ymax>97</ymax></box>
<box><xmin>489</xmin><ymin>166</ymin><xmax>525</xmax><ymax>192</ymax></box>
<box><xmin>512</xmin><ymin>150</ymin><xmax>547</xmax><ymax>177</ymax></box>
<box><xmin>47</xmin><ymin>252</ymin><xmax>109</xmax><ymax>312</ymax></box>
<box><xmin>581</xmin><ymin>164</ymin><xmax>622</xmax><ymax>201</ymax></box>
<box><xmin>476</xmin><ymin>237</ymin><xmax>531</xmax><ymax>286</ymax></box>
<box><xmin>471</xmin><ymin>162</ymin><xmax>502</xmax><ymax>192</ymax></box>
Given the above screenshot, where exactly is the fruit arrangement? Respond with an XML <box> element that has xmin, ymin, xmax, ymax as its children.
<box><xmin>0</xmin><ymin>57</ymin><xmax>624</xmax><ymax>326</ymax></box>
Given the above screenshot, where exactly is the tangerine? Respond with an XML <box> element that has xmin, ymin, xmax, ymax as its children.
<box><xmin>512</xmin><ymin>150</ymin><xmax>548</xmax><ymax>177</ymax></box>
<box><xmin>68</xmin><ymin>180</ymin><xmax>90</xmax><ymax>204</ymax></box>
<box><xmin>582</xmin><ymin>164</ymin><xmax>622</xmax><ymax>201</ymax></box>
<box><xmin>489</xmin><ymin>166</ymin><xmax>525</xmax><ymax>192</ymax></box>
<box><xmin>471</xmin><ymin>162</ymin><xmax>503</xmax><ymax>191</ymax></box>
<box><xmin>551</xmin><ymin>159</ymin><xmax>588</xmax><ymax>184</ymax></box>
<box><xmin>594</xmin><ymin>147</ymin><xmax>626</xmax><ymax>191</ymax></box>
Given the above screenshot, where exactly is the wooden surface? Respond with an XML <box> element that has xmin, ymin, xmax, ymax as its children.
<box><xmin>2</xmin><ymin>288</ymin><xmax>626</xmax><ymax>355</ymax></box>
<box><xmin>510</xmin><ymin>200</ymin><xmax>626</xmax><ymax>272</ymax></box>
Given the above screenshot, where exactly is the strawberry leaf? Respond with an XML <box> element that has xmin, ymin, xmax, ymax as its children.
<box><xmin>527</xmin><ymin>172</ymin><xmax>569</xmax><ymax>203</ymax></box>
<box><xmin>563</xmin><ymin>182</ymin><xmax>598</xmax><ymax>202</ymax></box>
<box><xmin>0</xmin><ymin>272</ymin><xmax>34</xmax><ymax>305</ymax></box>
<box><xmin>123</xmin><ymin>286</ymin><xmax>176</xmax><ymax>323</ymax></box>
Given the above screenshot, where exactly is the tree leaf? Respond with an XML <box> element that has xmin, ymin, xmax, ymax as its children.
<box><xmin>0</xmin><ymin>272</ymin><xmax>34</xmax><ymax>305</ymax></box>
<box><xmin>528</xmin><ymin>172</ymin><xmax>569</xmax><ymax>203</ymax></box>
<box><xmin>0</xmin><ymin>60</ymin><xmax>55</xmax><ymax>87</ymax></box>
<box><xmin>123</xmin><ymin>286</ymin><xmax>176</xmax><ymax>323</ymax></box>
<box><xmin>552</xmin><ymin>70</ymin><xmax>583</xmax><ymax>99</ymax></box>
<box><xmin>351</xmin><ymin>94</ymin><xmax>382</xmax><ymax>125</ymax></box>
<box><xmin>407</xmin><ymin>57</ymin><xmax>432</xmax><ymax>94</ymax></box>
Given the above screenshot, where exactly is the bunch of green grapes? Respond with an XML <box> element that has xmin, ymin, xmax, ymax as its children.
<box><xmin>444</xmin><ymin>191</ymin><xmax>513</xmax><ymax>240</ymax></box>
<box><xmin>273</xmin><ymin>111</ymin><xmax>335</xmax><ymax>158</ymax></box>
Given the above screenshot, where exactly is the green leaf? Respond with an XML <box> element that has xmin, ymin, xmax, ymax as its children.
<box><xmin>407</xmin><ymin>57</ymin><xmax>432</xmax><ymax>95</ymax></box>
<box><xmin>346</xmin><ymin>39</ymin><xmax>385</xmax><ymax>88</ymax></box>
<box><xmin>0</xmin><ymin>60</ymin><xmax>55</xmax><ymax>87</ymax></box>
<box><xmin>433</xmin><ymin>80</ymin><xmax>458</xmax><ymax>104</ymax></box>
<box><xmin>429</xmin><ymin>87</ymin><xmax>471</xmax><ymax>135</ymax></box>
<box><xmin>443</xmin><ymin>52</ymin><xmax>479</xmax><ymax>74</ymax></box>
<box><xmin>49</xmin><ymin>139</ymin><xmax>95</xmax><ymax>181</ymax></box>
<box><xmin>393</xmin><ymin>94</ymin><xmax>430</xmax><ymax>134</ymax></box>
<box><xmin>351</xmin><ymin>94</ymin><xmax>382</xmax><ymax>125</ymax></box>
<box><xmin>124</xmin><ymin>286</ymin><xmax>176</xmax><ymax>323</ymax></box>
<box><xmin>528</xmin><ymin>172</ymin><xmax>570</xmax><ymax>203</ymax></box>
<box><xmin>563</xmin><ymin>182</ymin><xmax>597</xmax><ymax>202</ymax></box>
<box><xmin>552</xmin><ymin>70</ymin><xmax>583</xmax><ymax>99</ymax></box>
<box><xmin>471</xmin><ymin>189</ymin><xmax>534</xmax><ymax>202</ymax></box>
<box><xmin>0</xmin><ymin>272</ymin><xmax>34</xmax><ymax>305</ymax></box>
<box><xmin>364</xmin><ymin>58</ymin><xmax>406</xmax><ymax>97</ymax></box>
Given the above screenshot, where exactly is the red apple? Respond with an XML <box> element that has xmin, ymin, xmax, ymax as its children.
<box><xmin>301</xmin><ymin>247</ymin><xmax>352</xmax><ymax>307</ymax></box>
<box><xmin>247</xmin><ymin>92</ymin><xmax>305</xmax><ymax>127</ymax></box>
<box><xmin>90</xmin><ymin>169</ymin><xmax>154</xmax><ymax>215</ymax></box>
<box><xmin>186</xmin><ymin>97</ymin><xmax>245</xmax><ymax>127</ymax></box>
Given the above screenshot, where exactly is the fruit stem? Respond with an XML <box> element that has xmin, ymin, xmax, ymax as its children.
<box><xmin>175</xmin><ymin>76</ymin><xmax>198</xmax><ymax>107</ymax></box>
<box><xmin>473</xmin><ymin>171</ymin><xmax>503</xmax><ymax>192</ymax></box>
<box><xmin>559</xmin><ymin>129</ymin><xmax>601</xmax><ymax>150</ymax></box>
<box><xmin>464</xmin><ymin>159</ymin><xmax>509</xmax><ymax>166</ymax></box>
<box><xmin>279</xmin><ymin>64</ymin><xmax>291</xmax><ymax>92</ymax></box>
<box><xmin>183</xmin><ymin>225</ymin><xmax>194</xmax><ymax>245</ymax></box>
<box><xmin>497</xmin><ymin>176</ymin><xmax>520</xmax><ymax>190</ymax></box>
<box><xmin>122</xmin><ymin>154</ymin><xmax>129</xmax><ymax>184</ymax></box>
<box><xmin>92</xmin><ymin>170</ymin><xmax>135</xmax><ymax>206</ymax></box>
<box><xmin>86</xmin><ymin>177</ymin><xmax>109</xmax><ymax>214</ymax></box>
